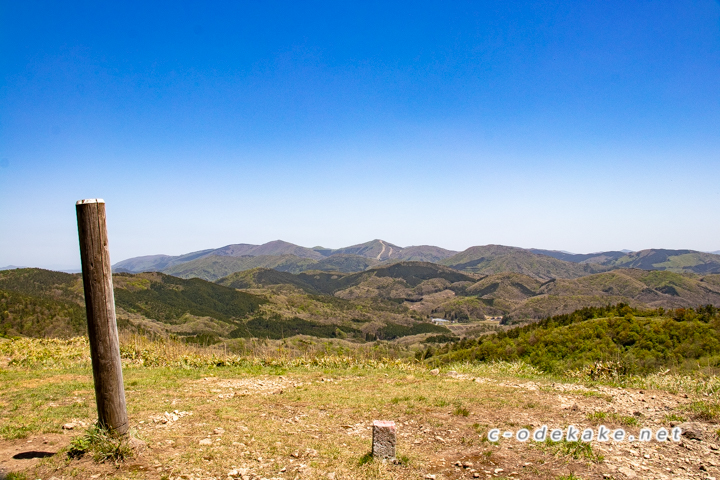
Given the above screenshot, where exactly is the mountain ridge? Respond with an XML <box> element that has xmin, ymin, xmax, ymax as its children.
<box><xmin>112</xmin><ymin>240</ymin><xmax>720</xmax><ymax>280</ymax></box>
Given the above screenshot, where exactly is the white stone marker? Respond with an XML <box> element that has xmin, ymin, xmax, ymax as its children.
<box><xmin>372</xmin><ymin>420</ymin><xmax>396</xmax><ymax>460</ymax></box>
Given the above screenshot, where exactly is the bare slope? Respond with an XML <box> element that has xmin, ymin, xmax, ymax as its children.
<box><xmin>393</xmin><ymin>245</ymin><xmax>459</xmax><ymax>262</ymax></box>
<box><xmin>510</xmin><ymin>270</ymin><xmax>720</xmax><ymax>321</ymax></box>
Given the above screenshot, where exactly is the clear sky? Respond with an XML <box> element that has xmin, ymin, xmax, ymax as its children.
<box><xmin>1</xmin><ymin>1</ymin><xmax>719</xmax><ymax>270</ymax></box>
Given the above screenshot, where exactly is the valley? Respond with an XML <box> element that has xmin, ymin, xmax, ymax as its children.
<box><xmin>3</xmin><ymin>262</ymin><xmax>720</xmax><ymax>347</ymax></box>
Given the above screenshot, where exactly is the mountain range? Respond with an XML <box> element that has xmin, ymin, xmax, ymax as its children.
<box><xmin>113</xmin><ymin>240</ymin><xmax>720</xmax><ymax>281</ymax></box>
<box><xmin>218</xmin><ymin>262</ymin><xmax>720</xmax><ymax>323</ymax></box>
<box><xmin>4</xmin><ymin>263</ymin><xmax>720</xmax><ymax>342</ymax></box>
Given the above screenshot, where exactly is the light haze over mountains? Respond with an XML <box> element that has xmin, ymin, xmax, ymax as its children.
<box><xmin>113</xmin><ymin>239</ymin><xmax>720</xmax><ymax>281</ymax></box>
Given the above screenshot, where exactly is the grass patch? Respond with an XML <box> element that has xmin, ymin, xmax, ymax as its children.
<box><xmin>0</xmin><ymin>424</ymin><xmax>35</xmax><ymax>440</ymax></box>
<box><xmin>578</xmin><ymin>390</ymin><xmax>613</xmax><ymax>402</ymax></box>
<box><xmin>67</xmin><ymin>425</ymin><xmax>134</xmax><ymax>463</ymax></box>
<box><xmin>615</xmin><ymin>414</ymin><xmax>639</xmax><ymax>427</ymax></box>
<box><xmin>452</xmin><ymin>405</ymin><xmax>470</xmax><ymax>416</ymax></box>
<box><xmin>376</xmin><ymin>322</ymin><xmax>450</xmax><ymax>340</ymax></box>
<box><xmin>391</xmin><ymin>396</ymin><xmax>411</xmax><ymax>404</ymax></box>
<box><xmin>585</xmin><ymin>411</ymin><xmax>639</xmax><ymax>426</ymax></box>
<box><xmin>358</xmin><ymin>451</ymin><xmax>373</xmax><ymax>466</ymax></box>
<box><xmin>4</xmin><ymin>473</ymin><xmax>29</xmax><ymax>480</ymax></box>
<box><xmin>585</xmin><ymin>411</ymin><xmax>606</xmax><ymax>422</ymax></box>
<box><xmin>550</xmin><ymin>439</ymin><xmax>604</xmax><ymax>462</ymax></box>
<box><xmin>663</xmin><ymin>413</ymin><xmax>686</xmax><ymax>423</ymax></box>
<box><xmin>686</xmin><ymin>400</ymin><xmax>720</xmax><ymax>421</ymax></box>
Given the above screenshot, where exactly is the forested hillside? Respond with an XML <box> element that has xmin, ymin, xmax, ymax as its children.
<box><xmin>216</xmin><ymin>264</ymin><xmax>720</xmax><ymax>322</ymax></box>
<box><xmin>4</xmin><ymin>265</ymin><xmax>720</xmax><ymax>353</ymax></box>
<box><xmin>424</xmin><ymin>304</ymin><xmax>720</xmax><ymax>375</ymax></box>
<box><xmin>0</xmin><ymin>269</ymin><xmax>267</xmax><ymax>339</ymax></box>
<box><xmin>0</xmin><ymin>268</ymin><xmax>449</xmax><ymax>343</ymax></box>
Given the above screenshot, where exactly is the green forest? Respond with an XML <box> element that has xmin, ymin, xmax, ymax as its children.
<box><xmin>422</xmin><ymin>304</ymin><xmax>720</xmax><ymax>374</ymax></box>
<box><xmin>3</xmin><ymin>268</ymin><xmax>720</xmax><ymax>376</ymax></box>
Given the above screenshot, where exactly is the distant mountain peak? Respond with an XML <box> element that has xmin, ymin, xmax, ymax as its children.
<box><xmin>111</xmin><ymin>242</ymin><xmax>720</xmax><ymax>279</ymax></box>
<box><xmin>332</xmin><ymin>239</ymin><xmax>400</xmax><ymax>261</ymax></box>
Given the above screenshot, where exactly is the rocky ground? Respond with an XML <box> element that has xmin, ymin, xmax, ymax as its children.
<box><xmin>1</xmin><ymin>366</ymin><xmax>719</xmax><ymax>480</ymax></box>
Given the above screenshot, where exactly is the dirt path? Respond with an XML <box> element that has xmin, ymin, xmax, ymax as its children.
<box><xmin>377</xmin><ymin>240</ymin><xmax>387</xmax><ymax>260</ymax></box>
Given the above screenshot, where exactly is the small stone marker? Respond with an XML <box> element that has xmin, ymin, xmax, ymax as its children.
<box><xmin>372</xmin><ymin>420</ymin><xmax>396</xmax><ymax>460</ymax></box>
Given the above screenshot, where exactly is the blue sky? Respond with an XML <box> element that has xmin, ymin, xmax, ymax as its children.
<box><xmin>1</xmin><ymin>1</ymin><xmax>719</xmax><ymax>269</ymax></box>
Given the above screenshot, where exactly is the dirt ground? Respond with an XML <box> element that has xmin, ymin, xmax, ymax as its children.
<box><xmin>1</xmin><ymin>367</ymin><xmax>719</xmax><ymax>480</ymax></box>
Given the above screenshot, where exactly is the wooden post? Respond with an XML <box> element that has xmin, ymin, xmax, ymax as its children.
<box><xmin>76</xmin><ymin>199</ymin><xmax>128</xmax><ymax>435</ymax></box>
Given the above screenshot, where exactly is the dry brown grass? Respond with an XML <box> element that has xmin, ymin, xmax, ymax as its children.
<box><xmin>1</xmin><ymin>337</ymin><xmax>719</xmax><ymax>480</ymax></box>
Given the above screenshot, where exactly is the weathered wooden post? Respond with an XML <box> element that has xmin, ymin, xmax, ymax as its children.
<box><xmin>76</xmin><ymin>199</ymin><xmax>128</xmax><ymax>435</ymax></box>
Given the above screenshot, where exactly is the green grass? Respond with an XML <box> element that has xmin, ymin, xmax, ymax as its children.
<box><xmin>664</xmin><ymin>413</ymin><xmax>686</xmax><ymax>423</ymax></box>
<box><xmin>585</xmin><ymin>411</ymin><xmax>606</xmax><ymax>422</ymax></box>
<box><xmin>0</xmin><ymin>335</ymin><xmax>714</xmax><ymax>480</ymax></box>
<box><xmin>549</xmin><ymin>439</ymin><xmax>604</xmax><ymax>462</ymax></box>
<box><xmin>578</xmin><ymin>390</ymin><xmax>613</xmax><ymax>402</ymax></box>
<box><xmin>0</xmin><ymin>368</ymin><xmax>94</xmax><ymax>439</ymax></box>
<box><xmin>686</xmin><ymin>400</ymin><xmax>720</xmax><ymax>421</ymax></box>
<box><xmin>452</xmin><ymin>405</ymin><xmax>470</xmax><ymax>416</ymax></box>
<box><xmin>390</xmin><ymin>396</ymin><xmax>411</xmax><ymax>404</ymax></box>
<box><xmin>4</xmin><ymin>473</ymin><xmax>29</xmax><ymax>480</ymax></box>
<box><xmin>586</xmin><ymin>411</ymin><xmax>639</xmax><ymax>426</ymax></box>
<box><xmin>616</xmin><ymin>415</ymin><xmax>639</xmax><ymax>427</ymax></box>
<box><xmin>357</xmin><ymin>451</ymin><xmax>374</xmax><ymax>466</ymax></box>
<box><xmin>67</xmin><ymin>425</ymin><xmax>134</xmax><ymax>463</ymax></box>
